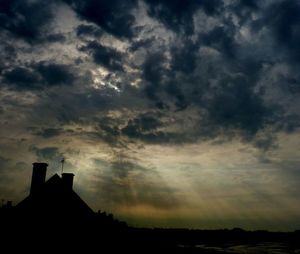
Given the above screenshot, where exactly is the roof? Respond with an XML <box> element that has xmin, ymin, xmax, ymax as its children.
<box><xmin>16</xmin><ymin>174</ymin><xmax>94</xmax><ymax>219</ymax></box>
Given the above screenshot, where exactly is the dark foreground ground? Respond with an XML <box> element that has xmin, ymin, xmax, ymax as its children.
<box><xmin>2</xmin><ymin>222</ymin><xmax>299</xmax><ymax>253</ymax></box>
<box><xmin>1</xmin><ymin>209</ymin><xmax>299</xmax><ymax>253</ymax></box>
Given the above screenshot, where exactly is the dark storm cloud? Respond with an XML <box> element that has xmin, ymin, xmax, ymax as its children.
<box><xmin>274</xmin><ymin>115</ymin><xmax>300</xmax><ymax>134</ymax></box>
<box><xmin>2</xmin><ymin>61</ymin><xmax>76</xmax><ymax>89</ymax></box>
<box><xmin>33</xmin><ymin>62</ymin><xmax>76</xmax><ymax>86</ymax></box>
<box><xmin>203</xmin><ymin>75</ymin><xmax>274</xmax><ymax>135</ymax></box>
<box><xmin>144</xmin><ymin>0</ymin><xmax>222</xmax><ymax>35</ymax></box>
<box><xmin>142</xmin><ymin>52</ymin><xmax>167</xmax><ymax>86</ymax></box>
<box><xmin>76</xmin><ymin>24</ymin><xmax>102</xmax><ymax>38</ymax></box>
<box><xmin>3</xmin><ymin>67</ymin><xmax>41</xmax><ymax>89</ymax></box>
<box><xmin>64</xmin><ymin>0</ymin><xmax>137</xmax><ymax>39</ymax></box>
<box><xmin>237</xmin><ymin>0</ymin><xmax>258</xmax><ymax>9</ymax></box>
<box><xmin>98</xmin><ymin>118</ymin><xmax>120</xmax><ymax>136</ymax></box>
<box><xmin>94</xmin><ymin>113</ymin><xmax>170</xmax><ymax>145</ymax></box>
<box><xmin>137</xmin><ymin>53</ymin><xmax>291</xmax><ymax>147</ymax></box>
<box><xmin>0</xmin><ymin>0</ymin><xmax>55</xmax><ymax>43</ymax></box>
<box><xmin>201</xmin><ymin>26</ymin><xmax>237</xmax><ymax>58</ymax></box>
<box><xmin>140</xmin><ymin>41</ymin><xmax>236</xmax><ymax>115</ymax></box>
<box><xmin>60</xmin><ymin>1</ymin><xmax>300</xmax><ymax>147</ymax></box>
<box><xmin>165</xmin><ymin>82</ymin><xmax>188</xmax><ymax>111</ymax></box>
<box><xmin>229</xmin><ymin>0</ymin><xmax>259</xmax><ymax>25</ymax></box>
<box><xmin>1</xmin><ymin>0</ymin><xmax>299</xmax><ymax>150</ymax></box>
<box><xmin>121</xmin><ymin>112</ymin><xmax>168</xmax><ymax>143</ymax></box>
<box><xmin>263</xmin><ymin>0</ymin><xmax>300</xmax><ymax>63</ymax></box>
<box><xmin>170</xmin><ymin>38</ymin><xmax>199</xmax><ymax>74</ymax></box>
<box><xmin>141</xmin><ymin>50</ymin><xmax>269</xmax><ymax>136</ymax></box>
<box><xmin>134</xmin><ymin>1</ymin><xmax>300</xmax><ymax>144</ymax></box>
<box><xmin>142</xmin><ymin>51</ymin><xmax>169</xmax><ymax>107</ymax></box>
<box><xmin>92</xmin><ymin>111</ymin><xmax>186</xmax><ymax>145</ymax></box>
<box><xmin>0</xmin><ymin>41</ymin><xmax>17</xmax><ymax>64</ymax></box>
<box><xmin>80</xmin><ymin>40</ymin><xmax>124</xmax><ymax>71</ymax></box>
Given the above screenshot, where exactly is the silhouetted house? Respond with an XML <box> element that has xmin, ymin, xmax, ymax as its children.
<box><xmin>16</xmin><ymin>162</ymin><xmax>94</xmax><ymax>221</ymax></box>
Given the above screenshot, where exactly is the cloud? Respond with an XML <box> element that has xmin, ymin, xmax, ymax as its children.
<box><xmin>253</xmin><ymin>132</ymin><xmax>277</xmax><ymax>151</ymax></box>
<box><xmin>65</xmin><ymin>0</ymin><xmax>138</xmax><ymax>39</ymax></box>
<box><xmin>0</xmin><ymin>41</ymin><xmax>17</xmax><ymax>66</ymax></box>
<box><xmin>144</xmin><ymin>0</ymin><xmax>222</xmax><ymax>35</ymax></box>
<box><xmin>263</xmin><ymin>0</ymin><xmax>300</xmax><ymax>63</ymax></box>
<box><xmin>30</xmin><ymin>146</ymin><xmax>62</xmax><ymax>161</ymax></box>
<box><xmin>2</xmin><ymin>0</ymin><xmax>296</xmax><ymax>151</ymax></box>
<box><xmin>239</xmin><ymin>0</ymin><xmax>258</xmax><ymax>9</ymax></box>
<box><xmin>80</xmin><ymin>40</ymin><xmax>124</xmax><ymax>71</ymax></box>
<box><xmin>43</xmin><ymin>33</ymin><xmax>66</xmax><ymax>43</ymax></box>
<box><xmin>170</xmin><ymin>38</ymin><xmax>199</xmax><ymax>74</ymax></box>
<box><xmin>141</xmin><ymin>51</ymin><xmax>169</xmax><ymax>107</ymax></box>
<box><xmin>76</xmin><ymin>24</ymin><xmax>102</xmax><ymax>38</ymax></box>
<box><xmin>229</xmin><ymin>0</ymin><xmax>259</xmax><ymax>25</ymax></box>
<box><xmin>33</xmin><ymin>62</ymin><xmax>76</xmax><ymax>86</ymax></box>
<box><xmin>2</xmin><ymin>61</ymin><xmax>76</xmax><ymax>89</ymax></box>
<box><xmin>121</xmin><ymin>112</ymin><xmax>170</xmax><ymax>143</ymax></box>
<box><xmin>34</xmin><ymin>128</ymin><xmax>64</xmax><ymax>139</ymax></box>
<box><xmin>0</xmin><ymin>0</ymin><xmax>56</xmax><ymax>43</ymax></box>
<box><xmin>1</xmin><ymin>1</ymin><xmax>298</xmax><ymax>147</ymax></box>
<box><xmin>203</xmin><ymin>75</ymin><xmax>274</xmax><ymax>135</ymax></box>
<box><xmin>3</xmin><ymin>67</ymin><xmax>42</xmax><ymax>89</ymax></box>
<box><xmin>128</xmin><ymin>37</ymin><xmax>154</xmax><ymax>52</ymax></box>
<box><xmin>200</xmin><ymin>26</ymin><xmax>237</xmax><ymax>58</ymax></box>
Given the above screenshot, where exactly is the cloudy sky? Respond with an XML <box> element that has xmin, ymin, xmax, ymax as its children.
<box><xmin>0</xmin><ymin>0</ymin><xmax>300</xmax><ymax>230</ymax></box>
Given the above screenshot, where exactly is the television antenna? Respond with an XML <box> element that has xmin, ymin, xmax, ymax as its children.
<box><xmin>61</xmin><ymin>157</ymin><xmax>65</xmax><ymax>174</ymax></box>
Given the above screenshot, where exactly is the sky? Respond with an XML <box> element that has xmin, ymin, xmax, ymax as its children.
<box><xmin>0</xmin><ymin>0</ymin><xmax>300</xmax><ymax>231</ymax></box>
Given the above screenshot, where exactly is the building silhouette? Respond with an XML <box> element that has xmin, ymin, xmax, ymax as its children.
<box><xmin>1</xmin><ymin>162</ymin><xmax>127</xmax><ymax>251</ymax></box>
<box><xmin>15</xmin><ymin>162</ymin><xmax>94</xmax><ymax>221</ymax></box>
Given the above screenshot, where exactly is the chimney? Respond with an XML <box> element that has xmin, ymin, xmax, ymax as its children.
<box><xmin>30</xmin><ymin>162</ymin><xmax>48</xmax><ymax>195</ymax></box>
<box><xmin>62</xmin><ymin>173</ymin><xmax>74</xmax><ymax>190</ymax></box>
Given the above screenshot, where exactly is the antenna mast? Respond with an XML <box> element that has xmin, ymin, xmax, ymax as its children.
<box><xmin>61</xmin><ymin>158</ymin><xmax>65</xmax><ymax>174</ymax></box>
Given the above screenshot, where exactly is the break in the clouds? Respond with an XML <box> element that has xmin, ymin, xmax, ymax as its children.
<box><xmin>0</xmin><ymin>0</ymin><xmax>300</xmax><ymax>230</ymax></box>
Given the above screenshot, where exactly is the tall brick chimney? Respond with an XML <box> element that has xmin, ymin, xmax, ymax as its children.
<box><xmin>30</xmin><ymin>162</ymin><xmax>48</xmax><ymax>195</ymax></box>
<box><xmin>62</xmin><ymin>173</ymin><xmax>74</xmax><ymax>190</ymax></box>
